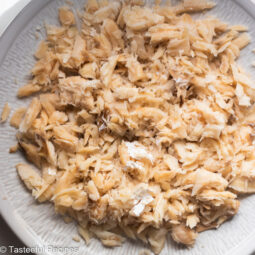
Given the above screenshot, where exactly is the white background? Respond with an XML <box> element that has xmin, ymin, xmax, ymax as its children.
<box><xmin>0</xmin><ymin>0</ymin><xmax>31</xmax><ymax>36</ymax></box>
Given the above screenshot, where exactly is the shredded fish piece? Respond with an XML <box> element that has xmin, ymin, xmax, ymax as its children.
<box><xmin>17</xmin><ymin>84</ymin><xmax>41</xmax><ymax>98</ymax></box>
<box><xmin>130</xmin><ymin>193</ymin><xmax>154</xmax><ymax>217</ymax></box>
<box><xmin>11</xmin><ymin>0</ymin><xmax>255</xmax><ymax>254</ymax></box>
<box><xmin>125</xmin><ymin>142</ymin><xmax>154</xmax><ymax>164</ymax></box>
<box><xmin>1</xmin><ymin>102</ymin><xmax>11</xmax><ymax>123</ymax></box>
<box><xmin>171</xmin><ymin>224</ymin><xmax>197</xmax><ymax>245</ymax></box>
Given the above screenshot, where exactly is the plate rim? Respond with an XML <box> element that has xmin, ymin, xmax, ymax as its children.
<box><xmin>0</xmin><ymin>2</ymin><xmax>53</xmax><ymax>254</ymax></box>
<box><xmin>0</xmin><ymin>0</ymin><xmax>255</xmax><ymax>255</ymax></box>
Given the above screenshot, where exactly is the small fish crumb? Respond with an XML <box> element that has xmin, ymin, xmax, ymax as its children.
<box><xmin>34</xmin><ymin>32</ymin><xmax>40</xmax><ymax>40</ymax></box>
<box><xmin>9</xmin><ymin>144</ymin><xmax>19</xmax><ymax>153</ymax></box>
<box><xmin>65</xmin><ymin>0</ymin><xmax>74</xmax><ymax>5</ymax></box>
<box><xmin>63</xmin><ymin>216</ymin><xmax>73</xmax><ymax>224</ymax></box>
<box><xmin>139</xmin><ymin>250</ymin><xmax>152</xmax><ymax>255</ymax></box>
<box><xmin>72</xmin><ymin>235</ymin><xmax>81</xmax><ymax>242</ymax></box>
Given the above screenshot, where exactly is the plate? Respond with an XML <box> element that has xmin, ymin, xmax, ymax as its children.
<box><xmin>0</xmin><ymin>1</ymin><xmax>255</xmax><ymax>255</ymax></box>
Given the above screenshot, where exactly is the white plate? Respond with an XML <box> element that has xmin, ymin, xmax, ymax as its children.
<box><xmin>0</xmin><ymin>1</ymin><xmax>255</xmax><ymax>255</ymax></box>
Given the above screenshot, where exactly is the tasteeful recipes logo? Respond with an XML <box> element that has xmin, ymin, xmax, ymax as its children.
<box><xmin>0</xmin><ymin>245</ymin><xmax>80</xmax><ymax>254</ymax></box>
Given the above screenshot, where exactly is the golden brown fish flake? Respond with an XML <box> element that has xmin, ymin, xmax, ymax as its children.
<box><xmin>1</xmin><ymin>102</ymin><xmax>11</xmax><ymax>123</ymax></box>
<box><xmin>10</xmin><ymin>107</ymin><xmax>26</xmax><ymax>128</ymax></box>
<box><xmin>19</xmin><ymin>98</ymin><xmax>41</xmax><ymax>132</ymax></box>
<box><xmin>17</xmin><ymin>84</ymin><xmax>41</xmax><ymax>98</ymax></box>
<box><xmin>59</xmin><ymin>7</ymin><xmax>76</xmax><ymax>27</ymax></box>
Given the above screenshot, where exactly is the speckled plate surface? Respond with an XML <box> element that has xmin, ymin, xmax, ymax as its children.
<box><xmin>0</xmin><ymin>1</ymin><xmax>255</xmax><ymax>255</ymax></box>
